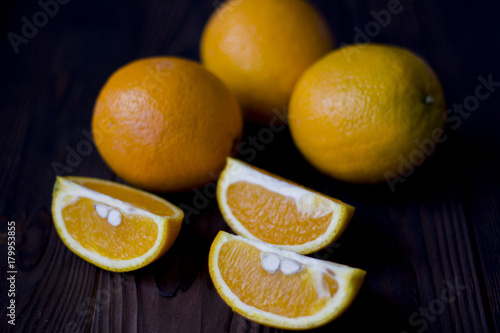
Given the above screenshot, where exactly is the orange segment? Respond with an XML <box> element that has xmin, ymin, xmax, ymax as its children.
<box><xmin>70</xmin><ymin>177</ymin><xmax>175</xmax><ymax>216</ymax></box>
<box><xmin>322</xmin><ymin>272</ymin><xmax>339</xmax><ymax>299</ymax></box>
<box><xmin>62</xmin><ymin>198</ymin><xmax>158</xmax><ymax>260</ymax></box>
<box><xmin>51</xmin><ymin>176</ymin><xmax>184</xmax><ymax>272</ymax></box>
<box><xmin>226</xmin><ymin>182</ymin><xmax>333</xmax><ymax>245</ymax></box>
<box><xmin>219</xmin><ymin>240</ymin><xmax>338</xmax><ymax>317</ymax></box>
<box><xmin>217</xmin><ymin>158</ymin><xmax>355</xmax><ymax>254</ymax></box>
<box><xmin>209</xmin><ymin>231</ymin><xmax>366</xmax><ymax>330</ymax></box>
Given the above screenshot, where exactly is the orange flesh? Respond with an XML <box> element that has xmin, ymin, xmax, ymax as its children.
<box><xmin>75</xmin><ymin>179</ymin><xmax>175</xmax><ymax>216</ymax></box>
<box><xmin>226</xmin><ymin>182</ymin><xmax>333</xmax><ymax>245</ymax></box>
<box><xmin>218</xmin><ymin>240</ymin><xmax>338</xmax><ymax>318</ymax></box>
<box><xmin>62</xmin><ymin>197</ymin><xmax>158</xmax><ymax>260</ymax></box>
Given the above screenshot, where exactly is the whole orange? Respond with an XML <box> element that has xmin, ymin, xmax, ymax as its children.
<box><xmin>200</xmin><ymin>0</ymin><xmax>333</xmax><ymax>123</ymax></box>
<box><xmin>92</xmin><ymin>57</ymin><xmax>243</xmax><ymax>192</ymax></box>
<box><xmin>289</xmin><ymin>44</ymin><xmax>446</xmax><ymax>184</ymax></box>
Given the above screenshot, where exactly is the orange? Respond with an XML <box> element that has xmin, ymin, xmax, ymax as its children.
<box><xmin>289</xmin><ymin>44</ymin><xmax>446</xmax><ymax>183</ymax></box>
<box><xmin>209</xmin><ymin>231</ymin><xmax>365</xmax><ymax>329</ymax></box>
<box><xmin>201</xmin><ymin>0</ymin><xmax>333</xmax><ymax>123</ymax></box>
<box><xmin>92</xmin><ymin>57</ymin><xmax>243</xmax><ymax>192</ymax></box>
<box><xmin>51</xmin><ymin>176</ymin><xmax>184</xmax><ymax>272</ymax></box>
<box><xmin>217</xmin><ymin>158</ymin><xmax>354</xmax><ymax>254</ymax></box>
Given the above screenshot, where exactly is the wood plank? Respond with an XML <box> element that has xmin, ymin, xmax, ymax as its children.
<box><xmin>1</xmin><ymin>0</ymin><xmax>499</xmax><ymax>332</ymax></box>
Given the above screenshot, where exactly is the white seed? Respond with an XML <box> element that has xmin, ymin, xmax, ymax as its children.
<box><xmin>280</xmin><ymin>259</ymin><xmax>302</xmax><ymax>275</ymax></box>
<box><xmin>261</xmin><ymin>253</ymin><xmax>281</xmax><ymax>273</ymax></box>
<box><xmin>425</xmin><ymin>95</ymin><xmax>434</xmax><ymax>105</ymax></box>
<box><xmin>107</xmin><ymin>209</ymin><xmax>122</xmax><ymax>227</ymax></box>
<box><xmin>94</xmin><ymin>203</ymin><xmax>110</xmax><ymax>219</ymax></box>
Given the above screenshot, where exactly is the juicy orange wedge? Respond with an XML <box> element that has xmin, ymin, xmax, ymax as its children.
<box><xmin>51</xmin><ymin>176</ymin><xmax>183</xmax><ymax>272</ymax></box>
<box><xmin>209</xmin><ymin>231</ymin><xmax>365</xmax><ymax>329</ymax></box>
<box><xmin>217</xmin><ymin>158</ymin><xmax>355</xmax><ymax>254</ymax></box>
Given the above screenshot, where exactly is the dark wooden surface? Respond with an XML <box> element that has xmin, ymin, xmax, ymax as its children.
<box><xmin>1</xmin><ymin>0</ymin><xmax>500</xmax><ymax>332</ymax></box>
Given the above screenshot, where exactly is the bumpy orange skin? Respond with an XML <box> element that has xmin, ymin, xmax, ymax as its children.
<box><xmin>201</xmin><ymin>0</ymin><xmax>333</xmax><ymax>123</ymax></box>
<box><xmin>289</xmin><ymin>44</ymin><xmax>446</xmax><ymax>183</ymax></box>
<box><xmin>92</xmin><ymin>57</ymin><xmax>243</xmax><ymax>192</ymax></box>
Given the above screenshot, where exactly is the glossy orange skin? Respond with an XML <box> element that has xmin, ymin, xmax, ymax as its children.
<box><xmin>201</xmin><ymin>0</ymin><xmax>334</xmax><ymax>123</ymax></box>
<box><xmin>289</xmin><ymin>44</ymin><xmax>446</xmax><ymax>183</ymax></box>
<box><xmin>92</xmin><ymin>57</ymin><xmax>243</xmax><ymax>192</ymax></box>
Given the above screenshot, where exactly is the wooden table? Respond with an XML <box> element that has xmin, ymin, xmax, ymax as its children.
<box><xmin>1</xmin><ymin>0</ymin><xmax>499</xmax><ymax>332</ymax></box>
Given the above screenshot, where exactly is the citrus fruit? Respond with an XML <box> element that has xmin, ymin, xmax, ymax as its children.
<box><xmin>201</xmin><ymin>0</ymin><xmax>333</xmax><ymax>123</ymax></box>
<box><xmin>217</xmin><ymin>158</ymin><xmax>354</xmax><ymax>254</ymax></box>
<box><xmin>209</xmin><ymin>231</ymin><xmax>365</xmax><ymax>329</ymax></box>
<box><xmin>289</xmin><ymin>44</ymin><xmax>446</xmax><ymax>183</ymax></box>
<box><xmin>92</xmin><ymin>57</ymin><xmax>243</xmax><ymax>192</ymax></box>
<box><xmin>51</xmin><ymin>176</ymin><xmax>184</xmax><ymax>272</ymax></box>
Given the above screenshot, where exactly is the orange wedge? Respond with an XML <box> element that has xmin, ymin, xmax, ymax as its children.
<box><xmin>209</xmin><ymin>231</ymin><xmax>365</xmax><ymax>329</ymax></box>
<box><xmin>217</xmin><ymin>158</ymin><xmax>355</xmax><ymax>254</ymax></box>
<box><xmin>51</xmin><ymin>176</ymin><xmax>184</xmax><ymax>272</ymax></box>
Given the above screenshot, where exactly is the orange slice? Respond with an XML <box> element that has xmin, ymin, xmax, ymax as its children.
<box><xmin>51</xmin><ymin>176</ymin><xmax>184</xmax><ymax>272</ymax></box>
<box><xmin>209</xmin><ymin>231</ymin><xmax>365</xmax><ymax>329</ymax></box>
<box><xmin>217</xmin><ymin>158</ymin><xmax>355</xmax><ymax>254</ymax></box>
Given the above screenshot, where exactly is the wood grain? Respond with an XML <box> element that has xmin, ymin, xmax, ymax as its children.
<box><xmin>1</xmin><ymin>0</ymin><xmax>500</xmax><ymax>332</ymax></box>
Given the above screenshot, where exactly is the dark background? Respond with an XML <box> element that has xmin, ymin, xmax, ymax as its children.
<box><xmin>1</xmin><ymin>0</ymin><xmax>500</xmax><ymax>332</ymax></box>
